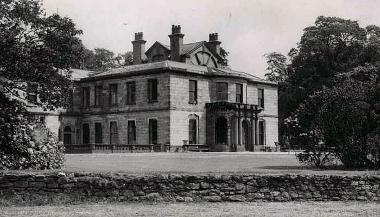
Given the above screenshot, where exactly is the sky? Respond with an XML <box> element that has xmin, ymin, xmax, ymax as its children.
<box><xmin>42</xmin><ymin>0</ymin><xmax>380</xmax><ymax>78</ymax></box>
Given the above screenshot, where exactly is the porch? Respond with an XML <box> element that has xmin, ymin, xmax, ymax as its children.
<box><xmin>206</xmin><ymin>102</ymin><xmax>263</xmax><ymax>152</ymax></box>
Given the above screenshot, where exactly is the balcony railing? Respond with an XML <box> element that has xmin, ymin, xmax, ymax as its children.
<box><xmin>64</xmin><ymin>143</ymin><xmax>170</xmax><ymax>154</ymax></box>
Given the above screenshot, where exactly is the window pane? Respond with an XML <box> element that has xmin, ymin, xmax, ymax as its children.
<box><xmin>82</xmin><ymin>123</ymin><xmax>90</xmax><ymax>144</ymax></box>
<box><xmin>95</xmin><ymin>123</ymin><xmax>102</xmax><ymax>144</ymax></box>
<box><xmin>236</xmin><ymin>83</ymin><xmax>243</xmax><ymax>103</ymax></box>
<box><xmin>216</xmin><ymin>82</ymin><xmax>228</xmax><ymax>101</ymax></box>
<box><xmin>82</xmin><ymin>87</ymin><xmax>90</xmax><ymax>107</ymax></box>
<box><xmin>148</xmin><ymin>79</ymin><xmax>158</xmax><ymax>103</ymax></box>
<box><xmin>149</xmin><ymin>119</ymin><xmax>158</xmax><ymax>144</ymax></box>
<box><xmin>189</xmin><ymin>80</ymin><xmax>197</xmax><ymax>104</ymax></box>
<box><xmin>95</xmin><ymin>86</ymin><xmax>103</xmax><ymax>106</ymax></box>
<box><xmin>259</xmin><ymin>121</ymin><xmax>265</xmax><ymax>145</ymax></box>
<box><xmin>110</xmin><ymin>121</ymin><xmax>118</xmax><ymax>144</ymax></box>
<box><xmin>126</xmin><ymin>82</ymin><xmax>136</xmax><ymax>105</ymax></box>
<box><xmin>109</xmin><ymin>84</ymin><xmax>118</xmax><ymax>106</ymax></box>
<box><xmin>128</xmin><ymin>120</ymin><xmax>136</xmax><ymax>144</ymax></box>
<box><xmin>189</xmin><ymin>119</ymin><xmax>197</xmax><ymax>144</ymax></box>
<box><xmin>258</xmin><ymin>88</ymin><xmax>264</xmax><ymax>108</ymax></box>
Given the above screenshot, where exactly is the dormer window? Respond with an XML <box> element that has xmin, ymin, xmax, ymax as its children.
<box><xmin>190</xmin><ymin>51</ymin><xmax>217</xmax><ymax>68</ymax></box>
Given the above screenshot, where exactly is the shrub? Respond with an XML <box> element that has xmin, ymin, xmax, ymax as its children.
<box><xmin>0</xmin><ymin>93</ymin><xmax>64</xmax><ymax>170</ymax></box>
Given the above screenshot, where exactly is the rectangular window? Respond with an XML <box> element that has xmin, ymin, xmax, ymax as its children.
<box><xmin>95</xmin><ymin>123</ymin><xmax>102</xmax><ymax>144</ymax></box>
<box><xmin>189</xmin><ymin>119</ymin><xmax>197</xmax><ymax>144</ymax></box>
<box><xmin>26</xmin><ymin>83</ymin><xmax>38</xmax><ymax>103</ymax></box>
<box><xmin>216</xmin><ymin>82</ymin><xmax>228</xmax><ymax>101</ymax></box>
<box><xmin>82</xmin><ymin>87</ymin><xmax>90</xmax><ymax>107</ymax></box>
<box><xmin>149</xmin><ymin>119</ymin><xmax>158</xmax><ymax>144</ymax></box>
<box><xmin>127</xmin><ymin>120</ymin><xmax>136</xmax><ymax>144</ymax></box>
<box><xmin>236</xmin><ymin>83</ymin><xmax>243</xmax><ymax>103</ymax></box>
<box><xmin>259</xmin><ymin>121</ymin><xmax>265</xmax><ymax>145</ymax></box>
<box><xmin>94</xmin><ymin>85</ymin><xmax>103</xmax><ymax>106</ymax></box>
<box><xmin>189</xmin><ymin>80</ymin><xmax>198</xmax><ymax>104</ymax></box>
<box><xmin>147</xmin><ymin>79</ymin><xmax>158</xmax><ymax>103</ymax></box>
<box><xmin>82</xmin><ymin>123</ymin><xmax>90</xmax><ymax>144</ymax></box>
<box><xmin>126</xmin><ymin>81</ymin><xmax>136</xmax><ymax>105</ymax></box>
<box><xmin>258</xmin><ymin>88</ymin><xmax>264</xmax><ymax>108</ymax></box>
<box><xmin>110</xmin><ymin>121</ymin><xmax>118</xmax><ymax>144</ymax></box>
<box><xmin>109</xmin><ymin>84</ymin><xmax>118</xmax><ymax>106</ymax></box>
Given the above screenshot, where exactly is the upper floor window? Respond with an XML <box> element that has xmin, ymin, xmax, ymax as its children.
<box><xmin>236</xmin><ymin>83</ymin><xmax>243</xmax><ymax>103</ymax></box>
<box><xmin>147</xmin><ymin>79</ymin><xmax>158</xmax><ymax>103</ymax></box>
<box><xmin>82</xmin><ymin>87</ymin><xmax>90</xmax><ymax>107</ymax></box>
<box><xmin>94</xmin><ymin>85</ymin><xmax>103</xmax><ymax>107</ymax></box>
<box><xmin>189</xmin><ymin>80</ymin><xmax>197</xmax><ymax>104</ymax></box>
<box><xmin>109</xmin><ymin>84</ymin><xmax>118</xmax><ymax>106</ymax></box>
<box><xmin>126</xmin><ymin>81</ymin><xmax>136</xmax><ymax>105</ymax></box>
<box><xmin>258</xmin><ymin>88</ymin><xmax>264</xmax><ymax>108</ymax></box>
<box><xmin>216</xmin><ymin>82</ymin><xmax>228</xmax><ymax>101</ymax></box>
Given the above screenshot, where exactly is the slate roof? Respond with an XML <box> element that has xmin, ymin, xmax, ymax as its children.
<box><xmin>82</xmin><ymin>60</ymin><xmax>276</xmax><ymax>86</ymax></box>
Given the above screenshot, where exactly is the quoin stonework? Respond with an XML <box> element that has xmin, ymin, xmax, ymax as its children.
<box><xmin>59</xmin><ymin>25</ymin><xmax>278</xmax><ymax>152</ymax></box>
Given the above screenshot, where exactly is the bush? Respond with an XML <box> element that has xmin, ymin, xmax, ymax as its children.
<box><xmin>0</xmin><ymin>94</ymin><xmax>64</xmax><ymax>170</ymax></box>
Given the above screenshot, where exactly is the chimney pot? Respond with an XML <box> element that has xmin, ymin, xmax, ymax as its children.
<box><xmin>172</xmin><ymin>25</ymin><xmax>182</xmax><ymax>34</ymax></box>
<box><xmin>169</xmin><ymin>25</ymin><xmax>184</xmax><ymax>62</ymax></box>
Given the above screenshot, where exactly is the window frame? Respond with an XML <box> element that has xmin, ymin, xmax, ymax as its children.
<box><xmin>258</xmin><ymin>120</ymin><xmax>266</xmax><ymax>146</ymax></box>
<box><xmin>189</xmin><ymin>80</ymin><xmax>198</xmax><ymax>104</ymax></box>
<box><xmin>147</xmin><ymin>79</ymin><xmax>158</xmax><ymax>103</ymax></box>
<box><xmin>216</xmin><ymin>82</ymin><xmax>228</xmax><ymax>101</ymax></box>
<box><xmin>127</xmin><ymin>120</ymin><xmax>137</xmax><ymax>144</ymax></box>
<box><xmin>94</xmin><ymin>85</ymin><xmax>103</xmax><ymax>107</ymax></box>
<box><xmin>258</xmin><ymin>88</ymin><xmax>264</xmax><ymax>109</ymax></box>
<box><xmin>109</xmin><ymin>121</ymin><xmax>118</xmax><ymax>144</ymax></box>
<box><xmin>82</xmin><ymin>123</ymin><xmax>90</xmax><ymax>145</ymax></box>
<box><xmin>94</xmin><ymin>122</ymin><xmax>103</xmax><ymax>144</ymax></box>
<box><xmin>148</xmin><ymin>119</ymin><xmax>158</xmax><ymax>144</ymax></box>
<box><xmin>126</xmin><ymin>81</ymin><xmax>136</xmax><ymax>105</ymax></box>
<box><xmin>236</xmin><ymin>83</ymin><xmax>243</xmax><ymax>103</ymax></box>
<box><xmin>82</xmin><ymin>86</ymin><xmax>90</xmax><ymax>108</ymax></box>
<box><xmin>188</xmin><ymin>118</ymin><xmax>198</xmax><ymax>144</ymax></box>
<box><xmin>109</xmin><ymin>84</ymin><xmax>118</xmax><ymax>106</ymax></box>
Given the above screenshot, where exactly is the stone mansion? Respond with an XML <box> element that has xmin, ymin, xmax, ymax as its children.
<box><xmin>60</xmin><ymin>25</ymin><xmax>278</xmax><ymax>152</ymax></box>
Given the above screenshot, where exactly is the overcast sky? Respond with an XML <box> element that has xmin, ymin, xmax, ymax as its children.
<box><xmin>43</xmin><ymin>0</ymin><xmax>380</xmax><ymax>78</ymax></box>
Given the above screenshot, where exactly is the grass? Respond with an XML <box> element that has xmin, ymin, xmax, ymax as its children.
<box><xmin>60</xmin><ymin>152</ymin><xmax>379</xmax><ymax>176</ymax></box>
<box><xmin>3</xmin><ymin>152</ymin><xmax>379</xmax><ymax>176</ymax></box>
<box><xmin>1</xmin><ymin>202</ymin><xmax>379</xmax><ymax>217</ymax></box>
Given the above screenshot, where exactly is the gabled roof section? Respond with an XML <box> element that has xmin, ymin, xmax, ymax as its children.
<box><xmin>145</xmin><ymin>41</ymin><xmax>170</xmax><ymax>54</ymax></box>
<box><xmin>181</xmin><ymin>41</ymin><xmax>204</xmax><ymax>55</ymax></box>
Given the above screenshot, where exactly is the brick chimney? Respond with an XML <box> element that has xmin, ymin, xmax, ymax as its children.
<box><xmin>208</xmin><ymin>33</ymin><xmax>221</xmax><ymax>55</ymax></box>
<box><xmin>168</xmin><ymin>25</ymin><xmax>184</xmax><ymax>62</ymax></box>
<box><xmin>132</xmin><ymin>32</ymin><xmax>146</xmax><ymax>65</ymax></box>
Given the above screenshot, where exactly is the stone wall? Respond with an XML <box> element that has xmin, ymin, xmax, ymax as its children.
<box><xmin>1</xmin><ymin>173</ymin><xmax>379</xmax><ymax>205</ymax></box>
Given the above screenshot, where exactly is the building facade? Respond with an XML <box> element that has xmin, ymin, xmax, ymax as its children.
<box><xmin>60</xmin><ymin>25</ymin><xmax>278</xmax><ymax>152</ymax></box>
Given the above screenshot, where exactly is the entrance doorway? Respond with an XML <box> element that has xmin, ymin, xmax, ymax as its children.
<box><xmin>215</xmin><ymin>116</ymin><xmax>228</xmax><ymax>144</ymax></box>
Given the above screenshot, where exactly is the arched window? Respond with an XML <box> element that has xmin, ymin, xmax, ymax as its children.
<box><xmin>63</xmin><ymin>126</ymin><xmax>72</xmax><ymax>145</ymax></box>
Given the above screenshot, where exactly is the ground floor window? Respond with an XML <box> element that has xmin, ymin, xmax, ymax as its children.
<box><xmin>82</xmin><ymin>123</ymin><xmax>90</xmax><ymax>144</ymax></box>
<box><xmin>63</xmin><ymin>126</ymin><xmax>72</xmax><ymax>145</ymax></box>
<box><xmin>95</xmin><ymin>123</ymin><xmax>102</xmax><ymax>144</ymax></box>
<box><xmin>149</xmin><ymin>119</ymin><xmax>158</xmax><ymax>144</ymax></box>
<box><xmin>110</xmin><ymin>121</ymin><xmax>118</xmax><ymax>144</ymax></box>
<box><xmin>258</xmin><ymin>120</ymin><xmax>265</xmax><ymax>145</ymax></box>
<box><xmin>128</xmin><ymin>120</ymin><xmax>136</xmax><ymax>144</ymax></box>
<box><xmin>215</xmin><ymin>116</ymin><xmax>228</xmax><ymax>144</ymax></box>
<box><xmin>189</xmin><ymin>118</ymin><xmax>197</xmax><ymax>144</ymax></box>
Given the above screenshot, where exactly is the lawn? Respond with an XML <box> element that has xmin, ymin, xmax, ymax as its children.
<box><xmin>60</xmin><ymin>152</ymin><xmax>380</xmax><ymax>176</ymax></box>
<box><xmin>1</xmin><ymin>202</ymin><xmax>379</xmax><ymax>217</ymax></box>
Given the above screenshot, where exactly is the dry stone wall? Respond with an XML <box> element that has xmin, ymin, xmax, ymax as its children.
<box><xmin>0</xmin><ymin>172</ymin><xmax>379</xmax><ymax>205</ymax></box>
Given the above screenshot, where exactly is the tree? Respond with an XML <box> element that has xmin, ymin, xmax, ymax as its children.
<box><xmin>268</xmin><ymin>16</ymin><xmax>380</xmax><ymax>168</ymax></box>
<box><xmin>0</xmin><ymin>0</ymin><xmax>83</xmax><ymax>169</ymax></box>
<box><xmin>0</xmin><ymin>0</ymin><xmax>84</xmax><ymax>109</ymax></box>
<box><xmin>264</xmin><ymin>52</ymin><xmax>288</xmax><ymax>82</ymax></box>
